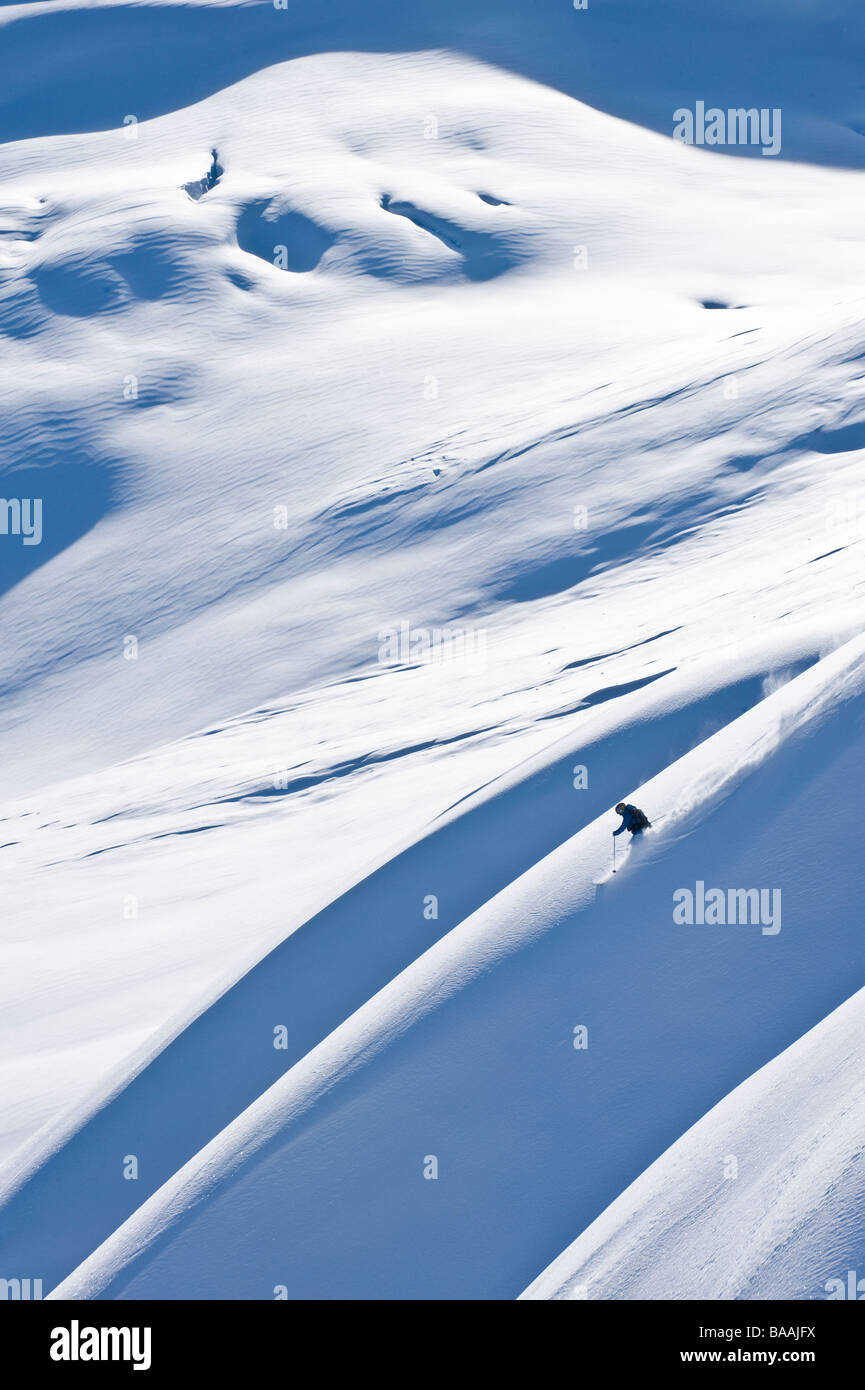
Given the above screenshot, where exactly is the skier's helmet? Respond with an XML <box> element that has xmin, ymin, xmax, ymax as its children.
<box><xmin>615</xmin><ymin>802</ymin><xmax>626</xmax><ymax>814</ymax></box>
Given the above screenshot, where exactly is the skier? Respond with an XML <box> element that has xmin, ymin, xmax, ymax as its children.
<box><xmin>613</xmin><ymin>801</ymin><xmax>651</xmax><ymax>837</ymax></box>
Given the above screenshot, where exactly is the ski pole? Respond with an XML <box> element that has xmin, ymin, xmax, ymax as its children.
<box><xmin>612</xmin><ymin>834</ymin><xmax>616</xmax><ymax>874</ymax></box>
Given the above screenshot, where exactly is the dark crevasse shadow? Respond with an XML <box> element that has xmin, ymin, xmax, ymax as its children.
<box><xmin>183</xmin><ymin>148</ymin><xmax>223</xmax><ymax>202</ymax></box>
<box><xmin>235</xmin><ymin>200</ymin><xmax>336</xmax><ymax>272</ymax></box>
<box><xmin>378</xmin><ymin>194</ymin><xmax>521</xmax><ymax>281</ymax></box>
<box><xmin>1</xmin><ymin>2</ymin><xmax>864</xmax><ymax>169</ymax></box>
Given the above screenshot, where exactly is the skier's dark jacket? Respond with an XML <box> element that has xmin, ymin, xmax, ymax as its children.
<box><xmin>613</xmin><ymin>803</ymin><xmax>651</xmax><ymax>836</ymax></box>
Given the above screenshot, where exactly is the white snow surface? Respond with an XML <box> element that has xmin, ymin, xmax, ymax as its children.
<box><xmin>1</xmin><ymin>0</ymin><xmax>864</xmax><ymax>1299</ymax></box>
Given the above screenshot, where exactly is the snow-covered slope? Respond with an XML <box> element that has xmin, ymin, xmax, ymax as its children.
<box><xmin>43</xmin><ymin>635</ymin><xmax>865</xmax><ymax>1299</ymax></box>
<box><xmin>521</xmin><ymin>985</ymin><xmax>865</xmax><ymax>1301</ymax></box>
<box><xmin>1</xmin><ymin>0</ymin><xmax>864</xmax><ymax>1300</ymax></box>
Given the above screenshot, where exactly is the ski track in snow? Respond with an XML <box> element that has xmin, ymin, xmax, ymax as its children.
<box><xmin>1</xmin><ymin>0</ymin><xmax>865</xmax><ymax>1300</ymax></box>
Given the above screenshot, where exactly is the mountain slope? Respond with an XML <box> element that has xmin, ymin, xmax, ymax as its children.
<box><xmin>1</xmin><ymin>0</ymin><xmax>864</xmax><ymax>1302</ymax></box>
<box><xmin>521</xmin><ymin>984</ymin><xmax>865</xmax><ymax>1301</ymax></box>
